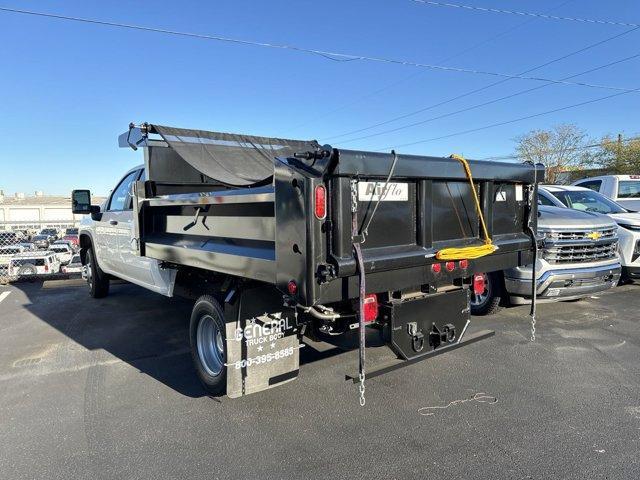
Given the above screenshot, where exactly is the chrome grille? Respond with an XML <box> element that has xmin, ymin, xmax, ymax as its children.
<box><xmin>540</xmin><ymin>227</ymin><xmax>619</xmax><ymax>264</ymax></box>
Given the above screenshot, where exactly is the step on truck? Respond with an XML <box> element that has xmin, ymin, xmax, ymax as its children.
<box><xmin>72</xmin><ymin>123</ymin><xmax>542</xmax><ymax>401</ymax></box>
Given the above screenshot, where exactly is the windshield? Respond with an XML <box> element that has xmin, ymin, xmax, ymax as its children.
<box><xmin>618</xmin><ymin>180</ymin><xmax>640</xmax><ymax>199</ymax></box>
<box><xmin>552</xmin><ymin>190</ymin><xmax>627</xmax><ymax>214</ymax></box>
<box><xmin>70</xmin><ymin>255</ymin><xmax>81</xmax><ymax>263</ymax></box>
<box><xmin>65</xmin><ymin>228</ymin><xmax>79</xmax><ymax>235</ymax></box>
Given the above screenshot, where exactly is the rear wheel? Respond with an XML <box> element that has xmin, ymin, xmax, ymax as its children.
<box><xmin>85</xmin><ymin>247</ymin><xmax>109</xmax><ymax>298</ymax></box>
<box><xmin>190</xmin><ymin>295</ymin><xmax>227</xmax><ymax>396</ymax></box>
<box><xmin>470</xmin><ymin>272</ymin><xmax>504</xmax><ymax>316</ymax></box>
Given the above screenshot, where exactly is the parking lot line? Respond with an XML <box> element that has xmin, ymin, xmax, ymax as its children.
<box><xmin>0</xmin><ymin>291</ymin><xmax>10</xmax><ymax>304</ymax></box>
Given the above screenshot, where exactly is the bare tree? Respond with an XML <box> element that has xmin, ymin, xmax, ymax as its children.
<box><xmin>514</xmin><ymin>124</ymin><xmax>591</xmax><ymax>184</ymax></box>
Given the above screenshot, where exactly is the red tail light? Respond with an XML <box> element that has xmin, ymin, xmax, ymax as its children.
<box><xmin>431</xmin><ymin>263</ymin><xmax>442</xmax><ymax>274</ymax></box>
<box><xmin>287</xmin><ymin>280</ymin><xmax>298</xmax><ymax>295</ymax></box>
<box><xmin>459</xmin><ymin>259</ymin><xmax>469</xmax><ymax>270</ymax></box>
<box><xmin>314</xmin><ymin>185</ymin><xmax>327</xmax><ymax>220</ymax></box>
<box><xmin>44</xmin><ymin>264</ymin><xmax>49</xmax><ymax>272</ymax></box>
<box><xmin>445</xmin><ymin>261</ymin><xmax>455</xmax><ymax>272</ymax></box>
<box><xmin>363</xmin><ymin>294</ymin><xmax>379</xmax><ymax>323</ymax></box>
<box><xmin>473</xmin><ymin>274</ymin><xmax>485</xmax><ymax>295</ymax></box>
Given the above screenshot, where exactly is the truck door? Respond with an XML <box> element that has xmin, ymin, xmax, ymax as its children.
<box><xmin>115</xmin><ymin>169</ymin><xmax>174</xmax><ymax>294</ymax></box>
<box><xmin>107</xmin><ymin>169</ymin><xmax>156</xmax><ymax>288</ymax></box>
<box><xmin>96</xmin><ymin>170</ymin><xmax>140</xmax><ymax>273</ymax></box>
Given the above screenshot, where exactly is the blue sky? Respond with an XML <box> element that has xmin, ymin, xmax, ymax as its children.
<box><xmin>1</xmin><ymin>0</ymin><xmax>638</xmax><ymax>195</ymax></box>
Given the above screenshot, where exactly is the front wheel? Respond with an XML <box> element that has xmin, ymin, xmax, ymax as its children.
<box><xmin>85</xmin><ymin>247</ymin><xmax>109</xmax><ymax>298</ymax></box>
<box><xmin>470</xmin><ymin>272</ymin><xmax>504</xmax><ymax>316</ymax></box>
<box><xmin>190</xmin><ymin>295</ymin><xmax>227</xmax><ymax>396</ymax></box>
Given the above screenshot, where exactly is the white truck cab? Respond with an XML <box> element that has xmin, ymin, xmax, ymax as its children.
<box><xmin>572</xmin><ymin>175</ymin><xmax>640</xmax><ymax>211</ymax></box>
<box><xmin>78</xmin><ymin>165</ymin><xmax>176</xmax><ymax>296</ymax></box>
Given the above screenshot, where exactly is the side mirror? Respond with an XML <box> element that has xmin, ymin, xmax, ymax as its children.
<box><xmin>71</xmin><ymin>189</ymin><xmax>93</xmax><ymax>214</ymax></box>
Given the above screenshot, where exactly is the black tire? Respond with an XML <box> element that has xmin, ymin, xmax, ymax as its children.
<box><xmin>85</xmin><ymin>247</ymin><xmax>109</xmax><ymax>298</ymax></box>
<box><xmin>190</xmin><ymin>295</ymin><xmax>227</xmax><ymax>396</ymax></box>
<box><xmin>470</xmin><ymin>272</ymin><xmax>504</xmax><ymax>316</ymax></box>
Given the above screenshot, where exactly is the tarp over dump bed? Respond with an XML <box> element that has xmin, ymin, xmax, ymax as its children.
<box><xmin>151</xmin><ymin>125</ymin><xmax>320</xmax><ymax>187</ymax></box>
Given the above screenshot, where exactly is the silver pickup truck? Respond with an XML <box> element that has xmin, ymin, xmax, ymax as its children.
<box><xmin>471</xmin><ymin>205</ymin><xmax>621</xmax><ymax>315</ymax></box>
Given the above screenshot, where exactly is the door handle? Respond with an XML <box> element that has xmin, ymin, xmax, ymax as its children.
<box><xmin>109</xmin><ymin>220</ymin><xmax>118</xmax><ymax>225</ymax></box>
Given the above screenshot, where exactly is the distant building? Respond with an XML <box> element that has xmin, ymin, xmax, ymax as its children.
<box><xmin>0</xmin><ymin>191</ymin><xmax>106</xmax><ymax>230</ymax></box>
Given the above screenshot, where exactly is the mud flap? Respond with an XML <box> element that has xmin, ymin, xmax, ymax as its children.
<box><xmin>224</xmin><ymin>287</ymin><xmax>301</xmax><ymax>398</ymax></box>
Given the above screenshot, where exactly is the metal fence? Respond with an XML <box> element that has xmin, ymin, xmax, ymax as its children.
<box><xmin>0</xmin><ymin>220</ymin><xmax>82</xmax><ymax>284</ymax></box>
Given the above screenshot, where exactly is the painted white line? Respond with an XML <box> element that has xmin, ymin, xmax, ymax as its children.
<box><xmin>0</xmin><ymin>291</ymin><xmax>10</xmax><ymax>304</ymax></box>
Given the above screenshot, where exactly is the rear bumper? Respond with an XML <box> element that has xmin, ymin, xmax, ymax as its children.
<box><xmin>505</xmin><ymin>262</ymin><xmax>621</xmax><ymax>302</ymax></box>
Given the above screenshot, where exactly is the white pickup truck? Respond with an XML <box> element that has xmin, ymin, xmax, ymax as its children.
<box><xmin>572</xmin><ymin>175</ymin><xmax>640</xmax><ymax>211</ymax></box>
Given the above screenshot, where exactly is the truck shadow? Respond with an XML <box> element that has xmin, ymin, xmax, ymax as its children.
<box><xmin>11</xmin><ymin>279</ymin><xmax>347</xmax><ymax>398</ymax></box>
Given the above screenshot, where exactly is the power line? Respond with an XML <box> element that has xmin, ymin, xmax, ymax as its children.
<box><xmin>0</xmin><ymin>5</ymin><xmax>634</xmax><ymax>92</ymax></box>
<box><xmin>411</xmin><ymin>1</ymin><xmax>639</xmax><ymax>28</ymax></box>
<box><xmin>288</xmin><ymin>0</ymin><xmax>576</xmax><ymax>131</ymax></box>
<box><xmin>478</xmin><ymin>136</ymin><xmax>640</xmax><ymax>161</ymax></box>
<box><xmin>333</xmin><ymin>52</ymin><xmax>640</xmax><ymax>146</ymax></box>
<box><xmin>376</xmin><ymin>87</ymin><xmax>640</xmax><ymax>151</ymax></box>
<box><xmin>323</xmin><ymin>25</ymin><xmax>639</xmax><ymax>142</ymax></box>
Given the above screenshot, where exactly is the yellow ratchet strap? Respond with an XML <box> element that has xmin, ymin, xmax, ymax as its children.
<box><xmin>435</xmin><ymin>154</ymin><xmax>498</xmax><ymax>261</ymax></box>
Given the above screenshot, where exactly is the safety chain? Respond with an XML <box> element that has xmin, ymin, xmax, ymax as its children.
<box><xmin>530</xmin><ymin>314</ymin><xmax>536</xmax><ymax>342</ymax></box>
<box><xmin>351</xmin><ymin>178</ymin><xmax>366</xmax><ymax>407</ymax></box>
<box><xmin>526</xmin><ymin>179</ymin><xmax>538</xmax><ymax>343</ymax></box>
<box><xmin>350</xmin><ymin>179</ymin><xmax>358</xmax><ymax>213</ymax></box>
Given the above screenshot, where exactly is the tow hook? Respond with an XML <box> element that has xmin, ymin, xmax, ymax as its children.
<box><xmin>407</xmin><ymin>322</ymin><xmax>425</xmax><ymax>353</ymax></box>
<box><xmin>429</xmin><ymin>323</ymin><xmax>457</xmax><ymax>349</ymax></box>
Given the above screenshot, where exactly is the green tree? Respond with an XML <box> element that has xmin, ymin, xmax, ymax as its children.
<box><xmin>596</xmin><ymin>135</ymin><xmax>640</xmax><ymax>174</ymax></box>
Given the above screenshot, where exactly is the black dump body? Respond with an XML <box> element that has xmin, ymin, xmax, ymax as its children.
<box><xmin>120</xmin><ymin>123</ymin><xmax>541</xmax><ymax>307</ymax></box>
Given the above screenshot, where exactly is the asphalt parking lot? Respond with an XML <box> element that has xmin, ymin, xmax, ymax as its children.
<box><xmin>1</xmin><ymin>280</ymin><xmax>639</xmax><ymax>479</ymax></box>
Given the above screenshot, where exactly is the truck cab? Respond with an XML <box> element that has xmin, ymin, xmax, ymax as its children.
<box><xmin>78</xmin><ymin>165</ymin><xmax>176</xmax><ymax>296</ymax></box>
<box><xmin>572</xmin><ymin>175</ymin><xmax>640</xmax><ymax>211</ymax></box>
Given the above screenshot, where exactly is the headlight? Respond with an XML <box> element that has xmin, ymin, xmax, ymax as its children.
<box><xmin>618</xmin><ymin>223</ymin><xmax>640</xmax><ymax>232</ymax></box>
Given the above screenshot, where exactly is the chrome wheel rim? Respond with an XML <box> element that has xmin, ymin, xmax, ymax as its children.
<box><xmin>470</xmin><ymin>273</ymin><xmax>490</xmax><ymax>307</ymax></box>
<box><xmin>196</xmin><ymin>315</ymin><xmax>225</xmax><ymax>377</ymax></box>
<box><xmin>84</xmin><ymin>256</ymin><xmax>93</xmax><ymax>288</ymax></box>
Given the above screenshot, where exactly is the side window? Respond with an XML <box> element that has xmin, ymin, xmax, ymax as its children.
<box><xmin>107</xmin><ymin>170</ymin><xmax>139</xmax><ymax>211</ymax></box>
<box><xmin>575</xmin><ymin>180</ymin><xmax>602</xmax><ymax>192</ymax></box>
<box><xmin>537</xmin><ymin>192</ymin><xmax>556</xmax><ymax>206</ymax></box>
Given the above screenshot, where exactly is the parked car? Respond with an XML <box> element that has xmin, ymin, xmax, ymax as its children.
<box><xmin>39</xmin><ymin>228</ymin><xmax>60</xmax><ymax>241</ymax></box>
<box><xmin>54</xmin><ymin>239</ymin><xmax>77</xmax><ymax>251</ymax></box>
<box><xmin>0</xmin><ymin>230</ymin><xmax>26</xmax><ymax>245</ymax></box>
<box><xmin>63</xmin><ymin>227</ymin><xmax>80</xmax><ymax>246</ymax></box>
<box><xmin>32</xmin><ymin>234</ymin><xmax>51</xmax><ymax>249</ymax></box>
<box><xmin>572</xmin><ymin>175</ymin><xmax>640</xmax><ymax>211</ymax></box>
<box><xmin>49</xmin><ymin>243</ymin><xmax>74</xmax><ymax>265</ymax></box>
<box><xmin>62</xmin><ymin>254</ymin><xmax>83</xmax><ymax>274</ymax></box>
<box><xmin>8</xmin><ymin>251</ymin><xmax>61</xmax><ymax>277</ymax></box>
<box><xmin>471</xmin><ymin>205</ymin><xmax>621</xmax><ymax>315</ymax></box>
<box><xmin>539</xmin><ymin>185</ymin><xmax>640</xmax><ymax>281</ymax></box>
<box><xmin>0</xmin><ymin>245</ymin><xmax>26</xmax><ymax>275</ymax></box>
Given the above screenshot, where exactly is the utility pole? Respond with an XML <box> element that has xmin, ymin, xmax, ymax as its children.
<box><xmin>617</xmin><ymin>133</ymin><xmax>623</xmax><ymax>173</ymax></box>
